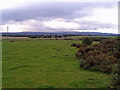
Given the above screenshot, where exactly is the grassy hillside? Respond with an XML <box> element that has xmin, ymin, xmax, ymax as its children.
<box><xmin>2</xmin><ymin>39</ymin><xmax>110</xmax><ymax>88</ymax></box>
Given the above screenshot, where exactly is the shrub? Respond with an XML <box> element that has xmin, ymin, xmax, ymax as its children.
<box><xmin>108</xmin><ymin>37</ymin><xmax>120</xmax><ymax>89</ymax></box>
<box><xmin>82</xmin><ymin>37</ymin><xmax>93</xmax><ymax>46</ymax></box>
<box><xmin>76</xmin><ymin>44</ymin><xmax>82</xmax><ymax>48</ymax></box>
<box><xmin>76</xmin><ymin>44</ymin><xmax>87</xmax><ymax>48</ymax></box>
<box><xmin>80</xmin><ymin>52</ymin><xmax>117</xmax><ymax>73</ymax></box>
<box><xmin>76</xmin><ymin>52</ymin><xmax>82</xmax><ymax>59</ymax></box>
<box><xmin>71</xmin><ymin>43</ymin><xmax>76</xmax><ymax>47</ymax></box>
<box><xmin>108</xmin><ymin>63</ymin><xmax>120</xmax><ymax>89</ymax></box>
<box><xmin>10</xmin><ymin>40</ymin><xmax>14</xmax><ymax>42</ymax></box>
<box><xmin>76</xmin><ymin>38</ymin><xmax>119</xmax><ymax>73</ymax></box>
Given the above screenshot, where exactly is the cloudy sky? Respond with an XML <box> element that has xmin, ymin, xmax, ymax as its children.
<box><xmin>0</xmin><ymin>0</ymin><xmax>118</xmax><ymax>33</ymax></box>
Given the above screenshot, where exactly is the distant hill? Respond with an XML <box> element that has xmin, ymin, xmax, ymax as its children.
<box><xmin>2</xmin><ymin>32</ymin><xmax>118</xmax><ymax>36</ymax></box>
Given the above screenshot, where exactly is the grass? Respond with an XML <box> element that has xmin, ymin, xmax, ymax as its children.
<box><xmin>2</xmin><ymin>39</ymin><xmax>110</xmax><ymax>88</ymax></box>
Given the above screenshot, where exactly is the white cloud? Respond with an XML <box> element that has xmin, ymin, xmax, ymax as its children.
<box><xmin>0</xmin><ymin>20</ymin><xmax>31</xmax><ymax>32</ymax></box>
<box><xmin>74</xmin><ymin>6</ymin><xmax>118</xmax><ymax>25</ymax></box>
<box><xmin>43</xmin><ymin>19</ymin><xmax>80</xmax><ymax>29</ymax></box>
<box><xmin>73</xmin><ymin>6</ymin><xmax>118</xmax><ymax>33</ymax></box>
<box><xmin>1</xmin><ymin>24</ymin><xmax>29</xmax><ymax>32</ymax></box>
<box><xmin>0</xmin><ymin>15</ymin><xmax>118</xmax><ymax>33</ymax></box>
<box><xmin>74</xmin><ymin>28</ymin><xmax>118</xmax><ymax>34</ymax></box>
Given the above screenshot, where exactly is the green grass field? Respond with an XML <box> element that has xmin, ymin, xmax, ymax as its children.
<box><xmin>2</xmin><ymin>39</ymin><xmax>110</xmax><ymax>88</ymax></box>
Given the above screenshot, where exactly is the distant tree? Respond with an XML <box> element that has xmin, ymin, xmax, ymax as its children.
<box><xmin>88</xmin><ymin>34</ymin><xmax>92</xmax><ymax>36</ymax></box>
<box><xmin>82</xmin><ymin>37</ymin><xmax>93</xmax><ymax>46</ymax></box>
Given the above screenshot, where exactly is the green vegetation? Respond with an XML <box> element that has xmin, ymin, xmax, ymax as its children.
<box><xmin>76</xmin><ymin>38</ymin><xmax>118</xmax><ymax>73</ymax></box>
<box><xmin>2</xmin><ymin>39</ymin><xmax>110</xmax><ymax>88</ymax></box>
<box><xmin>108</xmin><ymin>63</ymin><xmax>120</xmax><ymax>89</ymax></box>
<box><xmin>108</xmin><ymin>37</ymin><xmax>120</xmax><ymax>89</ymax></box>
<box><xmin>82</xmin><ymin>37</ymin><xmax>93</xmax><ymax>46</ymax></box>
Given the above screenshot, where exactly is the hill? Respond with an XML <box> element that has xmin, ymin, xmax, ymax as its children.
<box><xmin>2</xmin><ymin>31</ymin><xmax>118</xmax><ymax>36</ymax></box>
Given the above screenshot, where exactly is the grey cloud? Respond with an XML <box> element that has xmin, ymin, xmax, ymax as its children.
<box><xmin>2</xmin><ymin>2</ymin><xmax>117</xmax><ymax>33</ymax></box>
<box><xmin>2</xmin><ymin>2</ymin><xmax>115</xmax><ymax>24</ymax></box>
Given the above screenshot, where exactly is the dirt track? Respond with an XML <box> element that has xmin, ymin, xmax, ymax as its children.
<box><xmin>0</xmin><ymin>37</ymin><xmax>29</xmax><ymax>40</ymax></box>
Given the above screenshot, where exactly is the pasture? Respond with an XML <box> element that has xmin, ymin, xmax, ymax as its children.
<box><xmin>2</xmin><ymin>39</ymin><xmax>110</xmax><ymax>88</ymax></box>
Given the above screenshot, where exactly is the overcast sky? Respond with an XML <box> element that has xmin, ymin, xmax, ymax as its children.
<box><xmin>0</xmin><ymin>0</ymin><xmax>118</xmax><ymax>33</ymax></box>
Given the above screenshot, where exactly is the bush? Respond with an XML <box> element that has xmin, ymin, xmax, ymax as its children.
<box><xmin>76</xmin><ymin>44</ymin><xmax>87</xmax><ymax>48</ymax></box>
<box><xmin>82</xmin><ymin>37</ymin><xmax>93</xmax><ymax>46</ymax></box>
<box><xmin>108</xmin><ymin>63</ymin><xmax>120</xmax><ymax>89</ymax></box>
<box><xmin>108</xmin><ymin>37</ymin><xmax>120</xmax><ymax>89</ymax></box>
<box><xmin>76</xmin><ymin>38</ymin><xmax>119</xmax><ymax>73</ymax></box>
<box><xmin>71</xmin><ymin>43</ymin><xmax>76</xmax><ymax>47</ymax></box>
<box><xmin>76</xmin><ymin>44</ymin><xmax>81</xmax><ymax>48</ymax></box>
<box><xmin>10</xmin><ymin>40</ymin><xmax>14</xmax><ymax>42</ymax></box>
<box><xmin>80</xmin><ymin>51</ymin><xmax>117</xmax><ymax>73</ymax></box>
